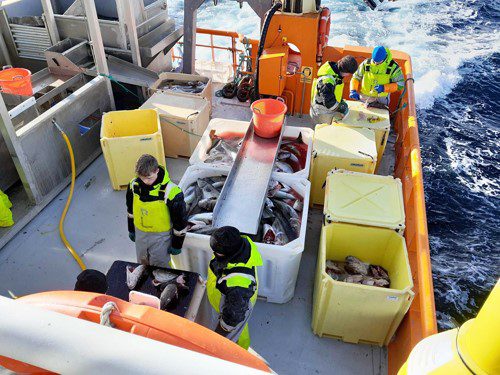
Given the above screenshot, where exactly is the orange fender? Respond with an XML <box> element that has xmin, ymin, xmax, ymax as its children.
<box><xmin>0</xmin><ymin>291</ymin><xmax>271</xmax><ymax>374</ymax></box>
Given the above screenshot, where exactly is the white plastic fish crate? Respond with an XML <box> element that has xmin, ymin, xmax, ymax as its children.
<box><xmin>172</xmin><ymin>164</ymin><xmax>311</xmax><ymax>304</ymax></box>
<box><xmin>189</xmin><ymin>118</ymin><xmax>313</xmax><ymax>179</ymax></box>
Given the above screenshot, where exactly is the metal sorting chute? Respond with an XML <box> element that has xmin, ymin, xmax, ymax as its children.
<box><xmin>212</xmin><ymin>120</ymin><xmax>285</xmax><ymax>235</ymax></box>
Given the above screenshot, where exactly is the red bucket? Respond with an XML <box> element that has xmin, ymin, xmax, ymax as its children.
<box><xmin>0</xmin><ymin>66</ymin><xmax>33</xmax><ymax>96</ymax></box>
<box><xmin>251</xmin><ymin>98</ymin><xmax>287</xmax><ymax>138</ymax></box>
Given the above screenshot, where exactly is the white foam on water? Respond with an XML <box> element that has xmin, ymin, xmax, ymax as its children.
<box><xmin>169</xmin><ymin>0</ymin><xmax>499</xmax><ymax>109</ymax></box>
<box><xmin>444</xmin><ymin>136</ymin><xmax>500</xmax><ymax>197</ymax></box>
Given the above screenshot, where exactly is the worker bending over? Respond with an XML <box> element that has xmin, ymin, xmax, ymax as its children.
<box><xmin>310</xmin><ymin>55</ymin><xmax>359</xmax><ymax>124</ymax></box>
<box><xmin>349</xmin><ymin>46</ymin><xmax>404</xmax><ymax>106</ymax></box>
<box><xmin>207</xmin><ymin>226</ymin><xmax>263</xmax><ymax>349</ymax></box>
<box><xmin>126</xmin><ymin>154</ymin><xmax>187</xmax><ymax>268</ymax></box>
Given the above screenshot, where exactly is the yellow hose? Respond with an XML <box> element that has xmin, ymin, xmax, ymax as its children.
<box><xmin>53</xmin><ymin>120</ymin><xmax>87</xmax><ymax>271</ymax></box>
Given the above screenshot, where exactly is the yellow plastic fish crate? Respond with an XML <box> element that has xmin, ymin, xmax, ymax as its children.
<box><xmin>333</xmin><ymin>100</ymin><xmax>390</xmax><ymax>171</ymax></box>
<box><xmin>100</xmin><ymin>109</ymin><xmax>165</xmax><ymax>190</ymax></box>
<box><xmin>310</xmin><ymin>123</ymin><xmax>377</xmax><ymax>205</ymax></box>
<box><xmin>312</xmin><ymin>222</ymin><xmax>414</xmax><ymax>346</ymax></box>
<box><xmin>141</xmin><ymin>92</ymin><xmax>210</xmax><ymax>158</ymax></box>
<box><xmin>324</xmin><ymin>169</ymin><xmax>405</xmax><ymax>233</ymax></box>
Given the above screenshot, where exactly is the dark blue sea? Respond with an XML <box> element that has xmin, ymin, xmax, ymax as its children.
<box><xmin>171</xmin><ymin>0</ymin><xmax>500</xmax><ymax>329</ymax></box>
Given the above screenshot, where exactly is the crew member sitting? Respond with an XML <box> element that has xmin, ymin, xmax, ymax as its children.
<box><xmin>310</xmin><ymin>55</ymin><xmax>359</xmax><ymax>124</ymax></box>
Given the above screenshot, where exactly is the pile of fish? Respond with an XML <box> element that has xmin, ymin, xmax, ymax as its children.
<box><xmin>203</xmin><ymin>131</ymin><xmax>308</xmax><ymax>174</ymax></box>
<box><xmin>205</xmin><ymin>130</ymin><xmax>242</xmax><ymax>165</ymax></box>
<box><xmin>325</xmin><ymin>256</ymin><xmax>390</xmax><ymax>288</ymax></box>
<box><xmin>184</xmin><ymin>176</ymin><xmax>303</xmax><ymax>245</ymax></box>
<box><xmin>274</xmin><ymin>133</ymin><xmax>308</xmax><ymax>174</ymax></box>
<box><xmin>158</xmin><ymin>80</ymin><xmax>207</xmax><ymax>94</ymax></box>
<box><xmin>126</xmin><ymin>265</ymin><xmax>188</xmax><ymax>311</ymax></box>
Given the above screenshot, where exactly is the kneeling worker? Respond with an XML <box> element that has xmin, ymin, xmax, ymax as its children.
<box><xmin>310</xmin><ymin>55</ymin><xmax>359</xmax><ymax>124</ymax></box>
<box><xmin>349</xmin><ymin>45</ymin><xmax>404</xmax><ymax>106</ymax></box>
<box><xmin>208</xmin><ymin>226</ymin><xmax>263</xmax><ymax>349</ymax></box>
<box><xmin>126</xmin><ymin>154</ymin><xmax>188</xmax><ymax>268</ymax></box>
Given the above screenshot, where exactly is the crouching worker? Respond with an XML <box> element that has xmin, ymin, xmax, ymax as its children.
<box><xmin>208</xmin><ymin>226</ymin><xmax>263</xmax><ymax>349</ymax></box>
<box><xmin>126</xmin><ymin>154</ymin><xmax>188</xmax><ymax>268</ymax></box>
<box><xmin>349</xmin><ymin>45</ymin><xmax>404</xmax><ymax>107</ymax></box>
<box><xmin>310</xmin><ymin>55</ymin><xmax>359</xmax><ymax>124</ymax></box>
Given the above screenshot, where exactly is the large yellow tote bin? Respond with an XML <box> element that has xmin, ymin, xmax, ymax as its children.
<box><xmin>333</xmin><ymin>100</ymin><xmax>390</xmax><ymax>171</ymax></box>
<box><xmin>324</xmin><ymin>169</ymin><xmax>405</xmax><ymax>233</ymax></box>
<box><xmin>101</xmin><ymin>109</ymin><xmax>165</xmax><ymax>190</ymax></box>
<box><xmin>312</xmin><ymin>222</ymin><xmax>414</xmax><ymax>346</ymax></box>
<box><xmin>310</xmin><ymin>123</ymin><xmax>377</xmax><ymax>206</ymax></box>
<box><xmin>141</xmin><ymin>92</ymin><xmax>210</xmax><ymax>158</ymax></box>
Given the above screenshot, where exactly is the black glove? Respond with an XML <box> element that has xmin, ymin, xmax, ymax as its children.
<box><xmin>215</xmin><ymin>322</ymin><xmax>231</xmax><ymax>337</ymax></box>
<box><xmin>128</xmin><ymin>232</ymin><xmax>135</xmax><ymax>242</ymax></box>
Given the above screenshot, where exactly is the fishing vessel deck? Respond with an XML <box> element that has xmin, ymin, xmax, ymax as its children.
<box><xmin>0</xmin><ymin>86</ymin><xmax>395</xmax><ymax>374</ymax></box>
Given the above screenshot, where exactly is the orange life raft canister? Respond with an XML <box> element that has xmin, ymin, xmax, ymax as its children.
<box><xmin>0</xmin><ymin>291</ymin><xmax>271</xmax><ymax>374</ymax></box>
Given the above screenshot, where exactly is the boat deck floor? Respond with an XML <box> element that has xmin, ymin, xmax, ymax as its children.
<box><xmin>0</xmin><ymin>92</ymin><xmax>394</xmax><ymax>374</ymax></box>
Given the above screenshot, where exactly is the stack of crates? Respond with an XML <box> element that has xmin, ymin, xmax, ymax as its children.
<box><xmin>100</xmin><ymin>109</ymin><xmax>165</xmax><ymax>190</ymax></box>
<box><xmin>309</xmin><ymin>123</ymin><xmax>377</xmax><ymax>205</ymax></box>
<box><xmin>312</xmin><ymin>169</ymin><xmax>414</xmax><ymax>346</ymax></box>
<box><xmin>332</xmin><ymin>100</ymin><xmax>391</xmax><ymax>171</ymax></box>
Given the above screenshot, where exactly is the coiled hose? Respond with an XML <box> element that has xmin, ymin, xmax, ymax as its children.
<box><xmin>252</xmin><ymin>1</ymin><xmax>283</xmax><ymax>100</ymax></box>
<box><xmin>53</xmin><ymin>119</ymin><xmax>87</xmax><ymax>271</ymax></box>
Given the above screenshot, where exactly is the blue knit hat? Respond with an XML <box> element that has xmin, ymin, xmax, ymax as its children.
<box><xmin>372</xmin><ymin>46</ymin><xmax>387</xmax><ymax>63</ymax></box>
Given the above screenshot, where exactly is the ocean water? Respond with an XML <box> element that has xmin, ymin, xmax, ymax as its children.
<box><xmin>169</xmin><ymin>0</ymin><xmax>500</xmax><ymax>329</ymax></box>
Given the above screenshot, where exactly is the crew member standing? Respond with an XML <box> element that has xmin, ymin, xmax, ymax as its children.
<box><xmin>349</xmin><ymin>45</ymin><xmax>404</xmax><ymax>106</ymax></box>
<box><xmin>126</xmin><ymin>154</ymin><xmax>187</xmax><ymax>268</ymax></box>
<box><xmin>310</xmin><ymin>55</ymin><xmax>359</xmax><ymax>124</ymax></box>
<box><xmin>207</xmin><ymin>226</ymin><xmax>263</xmax><ymax>349</ymax></box>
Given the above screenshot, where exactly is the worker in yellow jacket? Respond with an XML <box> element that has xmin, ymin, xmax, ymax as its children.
<box><xmin>126</xmin><ymin>154</ymin><xmax>187</xmax><ymax>268</ymax></box>
<box><xmin>310</xmin><ymin>55</ymin><xmax>358</xmax><ymax>124</ymax></box>
<box><xmin>207</xmin><ymin>226</ymin><xmax>263</xmax><ymax>349</ymax></box>
<box><xmin>349</xmin><ymin>46</ymin><xmax>404</xmax><ymax>107</ymax></box>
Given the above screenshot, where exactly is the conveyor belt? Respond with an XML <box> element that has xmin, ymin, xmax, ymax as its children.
<box><xmin>212</xmin><ymin>120</ymin><xmax>284</xmax><ymax>235</ymax></box>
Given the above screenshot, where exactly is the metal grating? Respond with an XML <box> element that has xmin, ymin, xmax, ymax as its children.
<box><xmin>9</xmin><ymin>24</ymin><xmax>51</xmax><ymax>60</ymax></box>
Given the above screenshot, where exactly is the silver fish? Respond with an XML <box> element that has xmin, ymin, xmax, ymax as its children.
<box><xmin>273</xmin><ymin>190</ymin><xmax>296</xmax><ymax>200</ymax></box>
<box><xmin>271</xmin><ymin>217</ymin><xmax>289</xmax><ymax>246</ymax></box>
<box><xmin>192</xmin><ymin>225</ymin><xmax>216</xmax><ymax>235</ymax></box>
<box><xmin>213</xmin><ymin>181</ymin><xmax>225</xmax><ymax>189</ymax></box>
<box><xmin>184</xmin><ymin>185</ymin><xmax>197</xmax><ymax>205</ymax></box>
<box><xmin>274</xmin><ymin>161</ymin><xmax>294</xmax><ymax>174</ymax></box>
<box><xmin>197</xmin><ymin>179</ymin><xmax>220</xmax><ymax>200</ymax></box>
<box><xmin>273</xmin><ymin>199</ymin><xmax>299</xmax><ymax>220</ymax></box>
<box><xmin>126</xmin><ymin>264</ymin><xmax>146</xmax><ymax>290</ymax></box>
<box><xmin>160</xmin><ymin>283</ymin><xmax>178</xmax><ymax>310</ymax></box>
<box><xmin>189</xmin><ymin>212</ymin><xmax>213</xmax><ymax>224</ymax></box>
<box><xmin>293</xmin><ymin>200</ymin><xmax>303</xmax><ymax>212</ymax></box>
<box><xmin>152</xmin><ymin>269</ymin><xmax>178</xmax><ymax>285</ymax></box>
<box><xmin>198</xmin><ymin>197</ymin><xmax>217</xmax><ymax>211</ymax></box>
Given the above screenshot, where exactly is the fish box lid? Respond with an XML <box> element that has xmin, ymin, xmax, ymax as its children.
<box><xmin>313</xmin><ymin>123</ymin><xmax>377</xmax><ymax>161</ymax></box>
<box><xmin>324</xmin><ymin>170</ymin><xmax>405</xmax><ymax>231</ymax></box>
<box><xmin>333</xmin><ymin>100</ymin><xmax>390</xmax><ymax>130</ymax></box>
<box><xmin>141</xmin><ymin>91</ymin><xmax>208</xmax><ymax>120</ymax></box>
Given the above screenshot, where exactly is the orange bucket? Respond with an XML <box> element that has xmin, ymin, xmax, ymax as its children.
<box><xmin>251</xmin><ymin>98</ymin><xmax>287</xmax><ymax>138</ymax></box>
<box><xmin>0</xmin><ymin>66</ymin><xmax>33</xmax><ymax>96</ymax></box>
